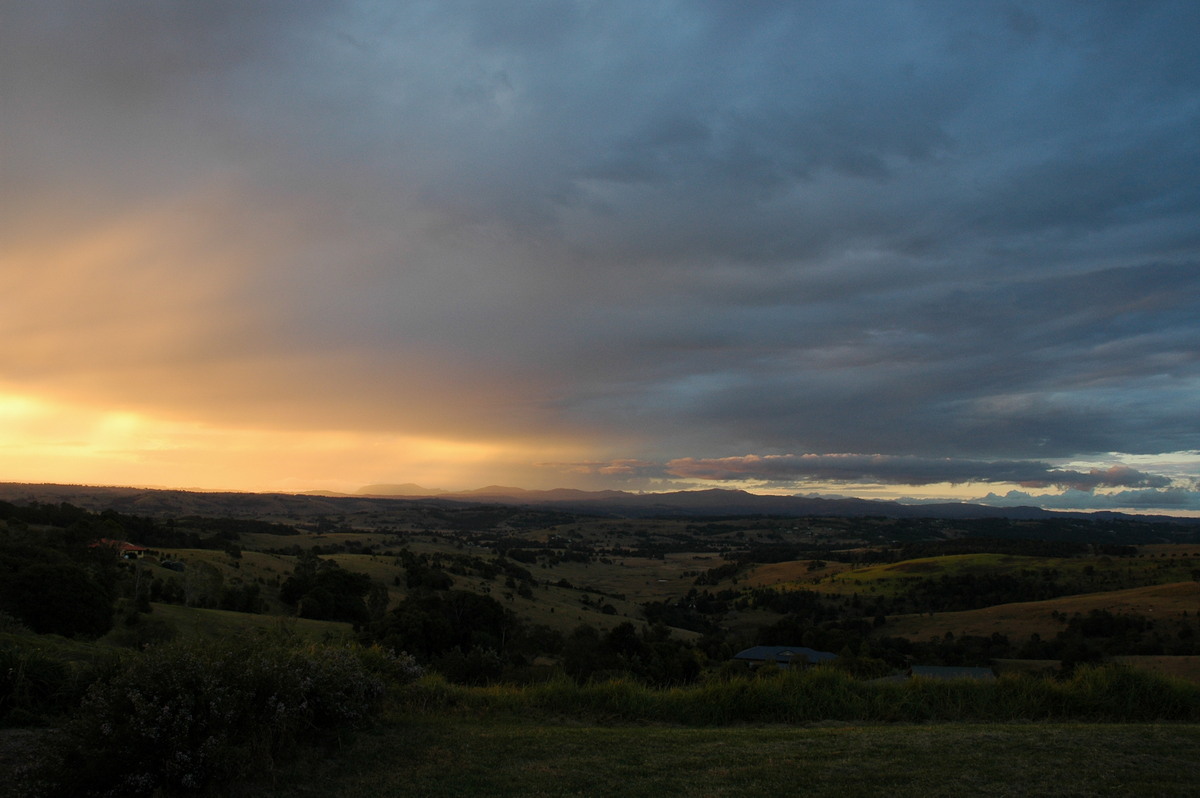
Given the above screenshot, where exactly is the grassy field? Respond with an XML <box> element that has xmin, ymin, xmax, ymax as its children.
<box><xmin>122</xmin><ymin>540</ymin><xmax>1200</xmax><ymax>648</ymax></box>
<box><xmin>9</xmin><ymin>646</ymin><xmax>1199</xmax><ymax>797</ymax></box>
<box><xmin>881</xmin><ymin>581</ymin><xmax>1200</xmax><ymax>640</ymax></box>
<box><xmin>741</xmin><ymin>554</ymin><xmax>1036</xmax><ymax>594</ymax></box>
<box><xmin>269</xmin><ymin>717</ymin><xmax>1200</xmax><ymax>797</ymax></box>
<box><xmin>746</xmin><ymin>550</ymin><xmax>1200</xmax><ymax>598</ymax></box>
<box><xmin>127</xmin><ymin>541</ymin><xmax>705</xmax><ymax>642</ymax></box>
<box><xmin>1112</xmin><ymin>655</ymin><xmax>1200</xmax><ymax>684</ymax></box>
<box><xmin>138</xmin><ymin>602</ymin><xmax>354</xmax><ymax>643</ymax></box>
<box><xmin>121</xmin><ymin>522</ymin><xmax>1200</xmax><ymax>647</ymax></box>
<box><xmin>0</xmin><ymin>604</ymin><xmax>355</xmax><ymax>670</ymax></box>
<box><xmin>141</xmin><ymin>538</ymin><xmax>716</xmax><ymax>636</ymax></box>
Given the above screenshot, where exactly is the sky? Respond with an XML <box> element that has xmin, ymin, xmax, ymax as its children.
<box><xmin>2</xmin><ymin>1</ymin><xmax>1199</xmax><ymax>514</ymax></box>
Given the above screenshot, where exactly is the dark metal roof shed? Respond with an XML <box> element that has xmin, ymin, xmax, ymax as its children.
<box><xmin>733</xmin><ymin>646</ymin><xmax>838</xmax><ymax>666</ymax></box>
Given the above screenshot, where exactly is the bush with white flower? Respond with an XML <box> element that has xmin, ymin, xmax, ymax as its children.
<box><xmin>34</xmin><ymin>640</ymin><xmax>419</xmax><ymax>797</ymax></box>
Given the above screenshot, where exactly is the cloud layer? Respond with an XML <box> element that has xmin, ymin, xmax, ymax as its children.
<box><xmin>664</xmin><ymin>455</ymin><xmax>1174</xmax><ymax>491</ymax></box>
<box><xmin>2</xmin><ymin>1</ymin><xmax>1199</xmax><ymax>508</ymax></box>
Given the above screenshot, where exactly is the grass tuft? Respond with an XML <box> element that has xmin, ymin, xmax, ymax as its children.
<box><xmin>395</xmin><ymin>664</ymin><xmax>1200</xmax><ymax>725</ymax></box>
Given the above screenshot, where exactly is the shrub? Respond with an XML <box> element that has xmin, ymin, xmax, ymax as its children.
<box><xmin>107</xmin><ymin>613</ymin><xmax>178</xmax><ymax>650</ymax></box>
<box><xmin>1062</xmin><ymin>663</ymin><xmax>1200</xmax><ymax>721</ymax></box>
<box><xmin>392</xmin><ymin>664</ymin><xmax>1200</xmax><ymax>726</ymax></box>
<box><xmin>0</xmin><ymin>610</ymin><xmax>30</xmax><ymax>634</ymax></box>
<box><xmin>32</xmin><ymin>640</ymin><xmax>419</xmax><ymax>797</ymax></box>
<box><xmin>0</xmin><ymin>643</ymin><xmax>76</xmax><ymax>726</ymax></box>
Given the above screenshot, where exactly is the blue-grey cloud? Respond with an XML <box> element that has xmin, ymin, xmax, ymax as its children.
<box><xmin>975</xmin><ymin>488</ymin><xmax>1200</xmax><ymax>513</ymax></box>
<box><xmin>663</xmin><ymin>454</ymin><xmax>1173</xmax><ymax>491</ymax></box>
<box><xmin>3</xmin><ymin>1</ymin><xmax>1200</xmax><ymax>504</ymax></box>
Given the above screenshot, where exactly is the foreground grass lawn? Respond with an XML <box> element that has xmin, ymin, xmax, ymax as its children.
<box><xmin>276</xmin><ymin>718</ymin><xmax>1200</xmax><ymax>797</ymax></box>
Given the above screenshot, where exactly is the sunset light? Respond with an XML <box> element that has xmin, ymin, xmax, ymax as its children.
<box><xmin>1</xmin><ymin>1</ymin><xmax>1197</xmax><ymax>514</ymax></box>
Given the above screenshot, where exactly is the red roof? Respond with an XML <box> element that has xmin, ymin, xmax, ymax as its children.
<box><xmin>90</xmin><ymin>538</ymin><xmax>149</xmax><ymax>552</ymax></box>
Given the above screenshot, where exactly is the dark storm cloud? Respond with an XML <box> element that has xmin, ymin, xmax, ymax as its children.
<box><xmin>976</xmin><ymin>488</ymin><xmax>1200</xmax><ymax>513</ymax></box>
<box><xmin>664</xmin><ymin>454</ymin><xmax>1172</xmax><ymax>491</ymax></box>
<box><xmin>604</xmin><ymin>261</ymin><xmax>1200</xmax><ymax>460</ymax></box>
<box><xmin>3</xmin><ymin>1</ymin><xmax>1199</xmax><ymax>498</ymax></box>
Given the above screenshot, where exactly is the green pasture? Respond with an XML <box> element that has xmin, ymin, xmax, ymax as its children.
<box><xmin>771</xmin><ymin>549</ymin><xmax>1200</xmax><ymax>596</ymax></box>
<box><xmin>135</xmin><ymin>542</ymin><xmax>690</xmax><ymax>638</ymax></box>
<box><xmin>0</xmin><ymin>630</ymin><xmax>113</xmax><ymax>672</ymax></box>
<box><xmin>881</xmin><ymin>579</ymin><xmax>1200</xmax><ymax>641</ymax></box>
<box><xmin>270</xmin><ymin>718</ymin><xmax>1200</xmax><ymax>798</ymax></box>
<box><xmin>138</xmin><ymin>602</ymin><xmax>354</xmax><ymax>644</ymax></box>
<box><xmin>4</xmin><ymin>602</ymin><xmax>351</xmax><ymax>668</ymax></box>
<box><xmin>536</xmin><ymin>551</ymin><xmax>706</xmax><ymax>603</ymax></box>
<box><xmin>742</xmin><ymin>554</ymin><xmax>1034</xmax><ymax>594</ymax></box>
<box><xmin>262</xmin><ymin>665</ymin><xmax>1200</xmax><ymax>796</ymax></box>
<box><xmin>814</xmin><ymin>553</ymin><xmax>1046</xmax><ymax>595</ymax></box>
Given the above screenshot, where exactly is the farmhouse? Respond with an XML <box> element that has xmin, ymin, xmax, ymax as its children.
<box><xmin>733</xmin><ymin>645</ymin><xmax>838</xmax><ymax>669</ymax></box>
<box><xmin>89</xmin><ymin>538</ymin><xmax>150</xmax><ymax>559</ymax></box>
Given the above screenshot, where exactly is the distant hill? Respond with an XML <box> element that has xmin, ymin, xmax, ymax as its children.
<box><xmin>357</xmin><ymin>483</ymin><xmax>446</xmax><ymax>497</ymax></box>
<box><xmin>440</xmin><ymin>485</ymin><xmax>631</xmax><ymax>502</ymax></box>
<box><xmin>422</xmin><ymin>485</ymin><xmax>1191</xmax><ymax>523</ymax></box>
<box><xmin>1</xmin><ymin>481</ymin><xmax>1197</xmax><ymax>528</ymax></box>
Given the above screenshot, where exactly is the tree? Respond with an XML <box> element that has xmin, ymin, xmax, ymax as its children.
<box><xmin>371</xmin><ymin>590</ymin><xmax>515</xmax><ymax>662</ymax></box>
<box><xmin>2</xmin><ymin>563</ymin><xmax>113</xmax><ymax>638</ymax></box>
<box><xmin>561</xmin><ymin>624</ymin><xmax>611</xmax><ymax>682</ymax></box>
<box><xmin>280</xmin><ymin>553</ymin><xmax>372</xmax><ymax>624</ymax></box>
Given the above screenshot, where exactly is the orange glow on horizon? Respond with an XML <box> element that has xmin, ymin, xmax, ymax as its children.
<box><xmin>0</xmin><ymin>387</ymin><xmax>585</xmax><ymax>494</ymax></box>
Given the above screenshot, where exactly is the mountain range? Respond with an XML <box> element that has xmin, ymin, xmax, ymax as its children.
<box><xmin>2</xmin><ymin>481</ymin><xmax>1197</xmax><ymax>524</ymax></box>
<box><xmin>348</xmin><ymin>484</ymin><xmax>1197</xmax><ymax>523</ymax></box>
